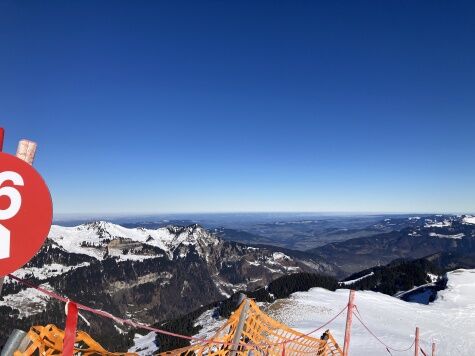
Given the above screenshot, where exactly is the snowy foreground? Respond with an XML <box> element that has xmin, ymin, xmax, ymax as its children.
<box><xmin>271</xmin><ymin>269</ymin><xmax>475</xmax><ymax>356</ymax></box>
<box><xmin>131</xmin><ymin>269</ymin><xmax>475</xmax><ymax>355</ymax></box>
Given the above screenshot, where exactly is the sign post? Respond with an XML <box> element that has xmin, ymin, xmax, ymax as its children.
<box><xmin>0</xmin><ymin>128</ymin><xmax>52</xmax><ymax>295</ymax></box>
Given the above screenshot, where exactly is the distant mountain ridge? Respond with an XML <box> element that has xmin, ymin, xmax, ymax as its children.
<box><xmin>308</xmin><ymin>214</ymin><xmax>475</xmax><ymax>274</ymax></box>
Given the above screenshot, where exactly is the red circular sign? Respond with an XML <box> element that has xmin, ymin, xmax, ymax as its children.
<box><xmin>0</xmin><ymin>152</ymin><xmax>53</xmax><ymax>275</ymax></box>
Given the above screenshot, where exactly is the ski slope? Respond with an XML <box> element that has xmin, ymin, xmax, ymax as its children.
<box><xmin>130</xmin><ymin>269</ymin><xmax>474</xmax><ymax>355</ymax></box>
<box><xmin>271</xmin><ymin>269</ymin><xmax>475</xmax><ymax>355</ymax></box>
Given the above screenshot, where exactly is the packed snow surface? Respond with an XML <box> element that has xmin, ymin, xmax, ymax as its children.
<box><xmin>130</xmin><ymin>270</ymin><xmax>475</xmax><ymax>355</ymax></box>
<box><xmin>270</xmin><ymin>269</ymin><xmax>475</xmax><ymax>355</ymax></box>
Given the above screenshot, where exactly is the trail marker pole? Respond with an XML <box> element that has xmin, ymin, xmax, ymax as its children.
<box><xmin>343</xmin><ymin>289</ymin><xmax>355</xmax><ymax>356</ymax></box>
<box><xmin>0</xmin><ymin>129</ymin><xmax>3</xmax><ymax>295</ymax></box>
<box><xmin>230</xmin><ymin>298</ymin><xmax>250</xmax><ymax>356</ymax></box>
<box><xmin>414</xmin><ymin>327</ymin><xmax>420</xmax><ymax>356</ymax></box>
<box><xmin>431</xmin><ymin>342</ymin><xmax>436</xmax><ymax>356</ymax></box>
<box><xmin>0</xmin><ymin>128</ymin><xmax>4</xmax><ymax>151</ymax></box>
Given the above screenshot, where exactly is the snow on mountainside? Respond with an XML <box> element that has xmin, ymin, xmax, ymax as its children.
<box><xmin>131</xmin><ymin>270</ymin><xmax>475</xmax><ymax>355</ymax></box>
<box><xmin>45</xmin><ymin>221</ymin><xmax>331</xmax><ymax>282</ymax></box>
<box><xmin>462</xmin><ymin>216</ymin><xmax>475</xmax><ymax>225</ymax></box>
<box><xmin>49</xmin><ymin>221</ymin><xmax>218</xmax><ymax>260</ymax></box>
<box><xmin>424</xmin><ymin>220</ymin><xmax>451</xmax><ymax>228</ymax></box>
<box><xmin>340</xmin><ymin>271</ymin><xmax>374</xmax><ymax>286</ymax></box>
<box><xmin>268</xmin><ymin>269</ymin><xmax>475</xmax><ymax>355</ymax></box>
<box><xmin>428</xmin><ymin>232</ymin><xmax>464</xmax><ymax>239</ymax></box>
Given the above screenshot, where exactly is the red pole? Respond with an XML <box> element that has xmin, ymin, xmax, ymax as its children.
<box><xmin>0</xmin><ymin>127</ymin><xmax>4</xmax><ymax>152</ymax></box>
<box><xmin>0</xmin><ymin>128</ymin><xmax>3</xmax><ymax>295</ymax></box>
<box><xmin>343</xmin><ymin>289</ymin><xmax>355</xmax><ymax>356</ymax></box>
<box><xmin>431</xmin><ymin>342</ymin><xmax>436</xmax><ymax>356</ymax></box>
<box><xmin>63</xmin><ymin>302</ymin><xmax>79</xmax><ymax>356</ymax></box>
<box><xmin>414</xmin><ymin>327</ymin><xmax>420</xmax><ymax>356</ymax></box>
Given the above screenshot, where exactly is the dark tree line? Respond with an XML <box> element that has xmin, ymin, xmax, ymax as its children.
<box><xmin>154</xmin><ymin>272</ymin><xmax>338</xmax><ymax>352</ymax></box>
<box><xmin>341</xmin><ymin>259</ymin><xmax>442</xmax><ymax>295</ymax></box>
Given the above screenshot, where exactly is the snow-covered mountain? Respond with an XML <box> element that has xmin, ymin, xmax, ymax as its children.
<box><xmin>0</xmin><ymin>221</ymin><xmax>332</xmax><ymax>349</ymax></box>
<box><xmin>2</xmin><ymin>216</ymin><xmax>474</xmax><ymax>352</ymax></box>
<box><xmin>48</xmin><ymin>221</ymin><xmax>220</xmax><ymax>261</ymax></box>
<box><xmin>10</xmin><ymin>221</ymin><xmax>332</xmax><ymax>290</ymax></box>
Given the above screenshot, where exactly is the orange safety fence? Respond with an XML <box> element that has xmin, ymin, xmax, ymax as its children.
<box><xmin>159</xmin><ymin>300</ymin><xmax>342</xmax><ymax>356</ymax></box>
<box><xmin>14</xmin><ymin>299</ymin><xmax>343</xmax><ymax>356</ymax></box>
<box><xmin>13</xmin><ymin>324</ymin><xmax>137</xmax><ymax>356</ymax></box>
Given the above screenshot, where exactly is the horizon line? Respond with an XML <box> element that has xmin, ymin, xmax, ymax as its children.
<box><xmin>53</xmin><ymin>210</ymin><xmax>473</xmax><ymax>220</ymax></box>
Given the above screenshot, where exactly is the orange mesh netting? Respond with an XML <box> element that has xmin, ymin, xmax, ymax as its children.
<box><xmin>159</xmin><ymin>300</ymin><xmax>342</xmax><ymax>356</ymax></box>
<box><xmin>13</xmin><ymin>324</ymin><xmax>137</xmax><ymax>356</ymax></box>
<box><xmin>15</xmin><ymin>300</ymin><xmax>342</xmax><ymax>356</ymax></box>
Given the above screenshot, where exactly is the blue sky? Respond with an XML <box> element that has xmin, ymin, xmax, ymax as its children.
<box><xmin>1</xmin><ymin>1</ymin><xmax>474</xmax><ymax>215</ymax></box>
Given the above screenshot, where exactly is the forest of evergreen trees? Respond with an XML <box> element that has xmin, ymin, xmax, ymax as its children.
<box><xmin>154</xmin><ymin>272</ymin><xmax>338</xmax><ymax>352</ymax></box>
<box><xmin>341</xmin><ymin>258</ymin><xmax>442</xmax><ymax>295</ymax></box>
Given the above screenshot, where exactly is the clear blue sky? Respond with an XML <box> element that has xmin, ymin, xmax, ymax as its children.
<box><xmin>1</xmin><ymin>1</ymin><xmax>474</xmax><ymax>215</ymax></box>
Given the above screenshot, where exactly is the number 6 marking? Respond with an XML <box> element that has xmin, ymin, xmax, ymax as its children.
<box><xmin>0</xmin><ymin>171</ymin><xmax>24</xmax><ymax>260</ymax></box>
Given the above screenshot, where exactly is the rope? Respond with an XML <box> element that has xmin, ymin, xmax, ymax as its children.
<box><xmin>353</xmin><ymin>306</ymin><xmax>415</xmax><ymax>353</ymax></box>
<box><xmin>7</xmin><ymin>274</ymin><xmax>251</xmax><ymax>349</ymax></box>
<box><xmin>263</xmin><ymin>304</ymin><xmax>348</xmax><ymax>347</ymax></box>
<box><xmin>7</xmin><ymin>274</ymin><xmax>343</xmax><ymax>353</ymax></box>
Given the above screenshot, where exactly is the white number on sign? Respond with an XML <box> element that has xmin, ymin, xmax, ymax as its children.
<box><xmin>0</xmin><ymin>171</ymin><xmax>24</xmax><ymax>260</ymax></box>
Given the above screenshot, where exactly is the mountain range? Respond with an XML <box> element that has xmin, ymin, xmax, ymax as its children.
<box><xmin>1</xmin><ymin>214</ymin><xmax>474</xmax><ymax>352</ymax></box>
<box><xmin>0</xmin><ymin>221</ymin><xmax>332</xmax><ymax>348</ymax></box>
